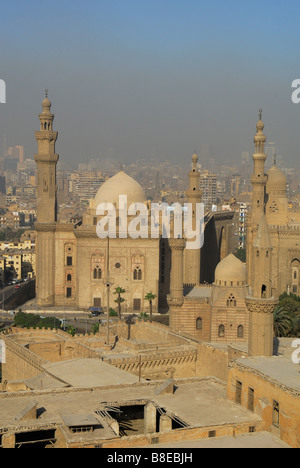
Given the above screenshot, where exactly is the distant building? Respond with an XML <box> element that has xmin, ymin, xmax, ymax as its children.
<box><xmin>238</xmin><ymin>202</ymin><xmax>248</xmax><ymax>249</ymax></box>
<box><xmin>69</xmin><ymin>171</ymin><xmax>106</xmax><ymax>201</ymax></box>
<box><xmin>199</xmin><ymin>171</ymin><xmax>217</xmax><ymax>208</ymax></box>
<box><xmin>230</xmin><ymin>174</ymin><xmax>240</xmax><ymax>197</ymax></box>
<box><xmin>241</xmin><ymin>151</ymin><xmax>250</xmax><ymax>165</ymax></box>
<box><xmin>0</xmin><ymin>176</ymin><xmax>6</xmax><ymax>195</ymax></box>
<box><xmin>7</xmin><ymin>145</ymin><xmax>24</xmax><ymax>164</ymax></box>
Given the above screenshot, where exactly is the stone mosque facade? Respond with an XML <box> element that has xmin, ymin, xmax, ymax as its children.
<box><xmin>34</xmin><ymin>95</ymin><xmax>300</xmax><ymax>356</ymax></box>
<box><xmin>34</xmin><ymin>94</ymin><xmax>234</xmax><ymax>315</ymax></box>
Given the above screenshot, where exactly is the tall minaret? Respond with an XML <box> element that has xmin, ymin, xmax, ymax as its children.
<box><xmin>247</xmin><ymin>110</ymin><xmax>268</xmax><ymax>285</ymax></box>
<box><xmin>34</xmin><ymin>90</ymin><xmax>59</xmax><ymax>222</ymax></box>
<box><xmin>245</xmin><ymin>213</ymin><xmax>278</xmax><ymax>357</ymax></box>
<box><xmin>184</xmin><ymin>153</ymin><xmax>202</xmax><ymax>285</ymax></box>
<box><xmin>34</xmin><ymin>91</ymin><xmax>58</xmax><ymax>306</ymax></box>
<box><xmin>250</xmin><ymin>109</ymin><xmax>267</xmax><ymax>226</ymax></box>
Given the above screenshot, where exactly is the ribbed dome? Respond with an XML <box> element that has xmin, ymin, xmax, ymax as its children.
<box><xmin>267</xmin><ymin>165</ymin><xmax>286</xmax><ymax>192</ymax></box>
<box><xmin>41</xmin><ymin>96</ymin><xmax>51</xmax><ymax>113</ymax></box>
<box><xmin>94</xmin><ymin>171</ymin><xmax>146</xmax><ymax>209</ymax></box>
<box><xmin>215</xmin><ymin>253</ymin><xmax>247</xmax><ymax>286</ymax></box>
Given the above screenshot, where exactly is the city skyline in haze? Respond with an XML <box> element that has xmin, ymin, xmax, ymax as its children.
<box><xmin>1</xmin><ymin>0</ymin><xmax>300</xmax><ymax>168</ymax></box>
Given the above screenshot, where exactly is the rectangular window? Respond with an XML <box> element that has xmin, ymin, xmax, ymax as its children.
<box><xmin>272</xmin><ymin>400</ymin><xmax>280</xmax><ymax>428</ymax></box>
<box><xmin>66</xmin><ymin>287</ymin><xmax>72</xmax><ymax>298</ymax></box>
<box><xmin>93</xmin><ymin>297</ymin><xmax>101</xmax><ymax>308</ymax></box>
<box><xmin>248</xmin><ymin>387</ymin><xmax>254</xmax><ymax>412</ymax></box>
<box><xmin>133</xmin><ymin>298</ymin><xmax>141</xmax><ymax>311</ymax></box>
<box><xmin>235</xmin><ymin>380</ymin><xmax>242</xmax><ymax>405</ymax></box>
<box><xmin>66</xmin><ymin>256</ymin><xmax>72</xmax><ymax>266</ymax></box>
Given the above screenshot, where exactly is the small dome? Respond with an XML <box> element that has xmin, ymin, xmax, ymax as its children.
<box><xmin>267</xmin><ymin>165</ymin><xmax>286</xmax><ymax>192</ymax></box>
<box><xmin>214</xmin><ymin>253</ymin><xmax>247</xmax><ymax>286</ymax></box>
<box><xmin>94</xmin><ymin>171</ymin><xmax>146</xmax><ymax>209</ymax></box>
<box><xmin>256</xmin><ymin>119</ymin><xmax>264</xmax><ymax>132</ymax></box>
<box><xmin>42</xmin><ymin>97</ymin><xmax>51</xmax><ymax>114</ymax></box>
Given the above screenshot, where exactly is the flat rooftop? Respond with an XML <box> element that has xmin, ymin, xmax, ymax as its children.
<box><xmin>143</xmin><ymin>431</ymin><xmax>290</xmax><ymax>449</ymax></box>
<box><xmin>235</xmin><ymin>338</ymin><xmax>300</xmax><ymax>393</ymax></box>
<box><xmin>42</xmin><ymin>358</ymin><xmax>142</xmax><ymax>388</ymax></box>
<box><xmin>0</xmin><ymin>378</ymin><xmax>260</xmax><ymax>433</ymax></box>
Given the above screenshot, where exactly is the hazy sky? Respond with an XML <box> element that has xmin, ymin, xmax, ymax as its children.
<box><xmin>1</xmin><ymin>0</ymin><xmax>300</xmax><ymax>168</ymax></box>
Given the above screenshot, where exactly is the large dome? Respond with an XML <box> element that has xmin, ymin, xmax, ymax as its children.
<box><xmin>94</xmin><ymin>171</ymin><xmax>146</xmax><ymax>209</ymax></box>
<box><xmin>214</xmin><ymin>253</ymin><xmax>247</xmax><ymax>286</ymax></box>
<box><xmin>267</xmin><ymin>165</ymin><xmax>287</xmax><ymax>192</ymax></box>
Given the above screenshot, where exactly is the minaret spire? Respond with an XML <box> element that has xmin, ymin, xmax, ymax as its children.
<box><xmin>34</xmin><ymin>91</ymin><xmax>59</xmax><ymax>223</ymax></box>
<box><xmin>250</xmin><ymin>109</ymin><xmax>268</xmax><ymax>225</ymax></box>
<box><xmin>34</xmin><ymin>91</ymin><xmax>59</xmax><ymax>307</ymax></box>
<box><xmin>184</xmin><ymin>152</ymin><xmax>202</xmax><ymax>285</ymax></box>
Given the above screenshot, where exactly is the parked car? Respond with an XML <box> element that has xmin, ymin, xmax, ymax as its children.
<box><xmin>89</xmin><ymin>306</ymin><xmax>104</xmax><ymax>316</ymax></box>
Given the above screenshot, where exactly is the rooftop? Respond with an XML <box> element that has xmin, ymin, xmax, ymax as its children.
<box><xmin>234</xmin><ymin>338</ymin><xmax>300</xmax><ymax>394</ymax></box>
<box><xmin>42</xmin><ymin>358</ymin><xmax>142</xmax><ymax>388</ymax></box>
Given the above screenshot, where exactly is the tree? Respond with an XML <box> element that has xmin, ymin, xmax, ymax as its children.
<box><xmin>235</xmin><ymin>248</ymin><xmax>246</xmax><ymax>263</ymax></box>
<box><xmin>290</xmin><ymin>315</ymin><xmax>300</xmax><ymax>337</ymax></box>
<box><xmin>273</xmin><ymin>306</ymin><xmax>294</xmax><ymax>337</ymax></box>
<box><xmin>144</xmin><ymin>292</ymin><xmax>157</xmax><ymax>323</ymax></box>
<box><xmin>13</xmin><ymin>311</ymin><xmax>61</xmax><ymax>329</ymax></box>
<box><xmin>279</xmin><ymin>297</ymin><xmax>300</xmax><ymax>316</ymax></box>
<box><xmin>92</xmin><ymin>322</ymin><xmax>100</xmax><ymax>335</ymax></box>
<box><xmin>113</xmin><ymin>286</ymin><xmax>126</xmax><ymax>320</ymax></box>
<box><xmin>125</xmin><ymin>315</ymin><xmax>135</xmax><ymax>340</ymax></box>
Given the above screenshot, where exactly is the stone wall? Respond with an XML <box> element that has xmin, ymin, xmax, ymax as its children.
<box><xmin>105</xmin><ymin>348</ymin><xmax>198</xmax><ymax>380</ymax></box>
<box><xmin>1</xmin><ymin>323</ymin><xmax>237</xmax><ymax>385</ymax></box>
<box><xmin>0</xmin><ymin>328</ymin><xmax>99</xmax><ymax>382</ymax></box>
<box><xmin>106</xmin><ymin>321</ymin><xmax>194</xmax><ymax>347</ymax></box>
<box><xmin>227</xmin><ymin>361</ymin><xmax>300</xmax><ymax>448</ymax></box>
<box><xmin>169</xmin><ymin>300</ymin><xmax>211</xmax><ymax>340</ymax></box>
<box><xmin>1</xmin><ymin>334</ymin><xmax>47</xmax><ymax>382</ymax></box>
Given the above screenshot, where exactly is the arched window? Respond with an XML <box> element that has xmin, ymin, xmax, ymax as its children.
<box><xmin>269</xmin><ymin>201</ymin><xmax>278</xmax><ymax>213</ymax></box>
<box><xmin>93</xmin><ymin>267</ymin><xmax>102</xmax><ymax>280</ymax></box>
<box><xmin>67</xmin><ymin>274</ymin><xmax>72</xmax><ymax>282</ymax></box>
<box><xmin>196</xmin><ymin>317</ymin><xmax>202</xmax><ymax>330</ymax></box>
<box><xmin>261</xmin><ymin>284</ymin><xmax>267</xmax><ymax>298</ymax></box>
<box><xmin>292</xmin><ymin>259</ymin><xmax>300</xmax><ymax>294</ymax></box>
<box><xmin>218</xmin><ymin>324</ymin><xmax>225</xmax><ymax>337</ymax></box>
<box><xmin>133</xmin><ymin>267</ymin><xmax>142</xmax><ymax>280</ymax></box>
<box><xmin>237</xmin><ymin>325</ymin><xmax>244</xmax><ymax>338</ymax></box>
<box><xmin>227</xmin><ymin>294</ymin><xmax>236</xmax><ymax>307</ymax></box>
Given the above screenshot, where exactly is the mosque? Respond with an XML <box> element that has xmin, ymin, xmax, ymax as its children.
<box><xmin>34</xmin><ymin>93</ymin><xmax>234</xmax><ymax>314</ymax></box>
<box><xmin>34</xmin><ymin>94</ymin><xmax>300</xmax><ymax>357</ymax></box>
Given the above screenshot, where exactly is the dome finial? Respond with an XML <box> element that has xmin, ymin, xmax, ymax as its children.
<box><xmin>259</xmin><ymin>108</ymin><xmax>263</xmax><ymax>121</ymax></box>
<box><xmin>41</xmin><ymin>90</ymin><xmax>51</xmax><ymax>114</ymax></box>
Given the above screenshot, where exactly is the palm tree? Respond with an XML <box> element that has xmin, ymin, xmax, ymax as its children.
<box><xmin>290</xmin><ymin>315</ymin><xmax>300</xmax><ymax>337</ymax></box>
<box><xmin>113</xmin><ymin>286</ymin><xmax>126</xmax><ymax>320</ymax></box>
<box><xmin>144</xmin><ymin>292</ymin><xmax>156</xmax><ymax>323</ymax></box>
<box><xmin>273</xmin><ymin>306</ymin><xmax>294</xmax><ymax>337</ymax></box>
<box><xmin>125</xmin><ymin>315</ymin><xmax>135</xmax><ymax>340</ymax></box>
